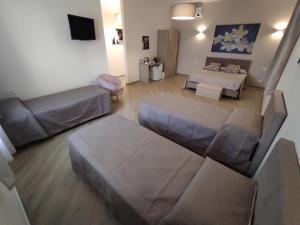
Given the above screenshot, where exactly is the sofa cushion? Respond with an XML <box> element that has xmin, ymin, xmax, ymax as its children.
<box><xmin>160</xmin><ymin>158</ymin><xmax>257</xmax><ymax>225</ymax></box>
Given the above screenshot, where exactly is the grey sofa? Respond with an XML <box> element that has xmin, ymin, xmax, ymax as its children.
<box><xmin>138</xmin><ymin>90</ymin><xmax>287</xmax><ymax>176</ymax></box>
<box><xmin>0</xmin><ymin>86</ymin><xmax>112</xmax><ymax>147</ymax></box>
<box><xmin>69</xmin><ymin>115</ymin><xmax>299</xmax><ymax>225</ymax></box>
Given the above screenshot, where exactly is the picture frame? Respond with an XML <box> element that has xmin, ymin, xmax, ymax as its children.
<box><xmin>211</xmin><ymin>23</ymin><xmax>261</xmax><ymax>54</ymax></box>
<box><xmin>142</xmin><ymin>36</ymin><xmax>150</xmax><ymax>50</ymax></box>
<box><xmin>112</xmin><ymin>29</ymin><xmax>123</xmax><ymax>45</ymax></box>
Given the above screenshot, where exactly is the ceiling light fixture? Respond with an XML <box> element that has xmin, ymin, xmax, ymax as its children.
<box><xmin>172</xmin><ymin>3</ymin><xmax>196</xmax><ymax>21</ymax></box>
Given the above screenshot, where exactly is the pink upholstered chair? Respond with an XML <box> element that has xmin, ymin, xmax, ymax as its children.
<box><xmin>98</xmin><ymin>74</ymin><xmax>123</xmax><ymax>101</ymax></box>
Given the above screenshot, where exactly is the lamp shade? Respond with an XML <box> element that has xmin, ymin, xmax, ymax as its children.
<box><xmin>172</xmin><ymin>4</ymin><xmax>196</xmax><ymax>20</ymax></box>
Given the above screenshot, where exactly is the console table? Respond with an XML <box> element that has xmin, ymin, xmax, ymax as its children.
<box><xmin>139</xmin><ymin>63</ymin><xmax>162</xmax><ymax>84</ymax></box>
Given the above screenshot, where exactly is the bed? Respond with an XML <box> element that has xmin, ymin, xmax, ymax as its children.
<box><xmin>0</xmin><ymin>86</ymin><xmax>112</xmax><ymax>147</ymax></box>
<box><xmin>185</xmin><ymin>57</ymin><xmax>252</xmax><ymax>99</ymax></box>
<box><xmin>69</xmin><ymin>113</ymin><xmax>299</xmax><ymax>225</ymax></box>
<box><xmin>23</xmin><ymin>86</ymin><xmax>112</xmax><ymax>136</ymax></box>
<box><xmin>138</xmin><ymin>91</ymin><xmax>287</xmax><ymax>176</ymax></box>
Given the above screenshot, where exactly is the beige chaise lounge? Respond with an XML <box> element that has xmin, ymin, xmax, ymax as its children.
<box><xmin>138</xmin><ymin>90</ymin><xmax>286</xmax><ymax>176</ymax></box>
<box><xmin>68</xmin><ymin>114</ymin><xmax>299</xmax><ymax>225</ymax></box>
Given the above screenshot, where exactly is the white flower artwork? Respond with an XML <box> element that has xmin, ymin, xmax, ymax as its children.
<box><xmin>212</xmin><ymin>23</ymin><xmax>261</xmax><ymax>54</ymax></box>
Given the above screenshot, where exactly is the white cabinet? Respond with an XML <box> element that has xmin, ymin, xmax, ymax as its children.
<box><xmin>150</xmin><ymin>64</ymin><xmax>164</xmax><ymax>81</ymax></box>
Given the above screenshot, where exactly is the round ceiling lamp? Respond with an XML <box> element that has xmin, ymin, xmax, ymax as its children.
<box><xmin>172</xmin><ymin>3</ymin><xmax>196</xmax><ymax>20</ymax></box>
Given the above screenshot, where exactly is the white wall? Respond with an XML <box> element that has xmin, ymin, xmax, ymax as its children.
<box><xmin>172</xmin><ymin>0</ymin><xmax>296</xmax><ymax>87</ymax></box>
<box><xmin>271</xmin><ymin>35</ymin><xmax>300</xmax><ymax>160</ymax></box>
<box><xmin>0</xmin><ymin>0</ymin><xmax>108</xmax><ymax>100</ymax></box>
<box><xmin>121</xmin><ymin>0</ymin><xmax>173</xmax><ymax>83</ymax></box>
<box><xmin>100</xmin><ymin>0</ymin><xmax>126</xmax><ymax>76</ymax></box>
<box><xmin>0</xmin><ymin>186</ymin><xmax>31</xmax><ymax>225</ymax></box>
<box><xmin>256</xmin><ymin>35</ymin><xmax>300</xmax><ymax>176</ymax></box>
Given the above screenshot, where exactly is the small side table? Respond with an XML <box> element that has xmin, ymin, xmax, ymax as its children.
<box><xmin>139</xmin><ymin>63</ymin><xmax>162</xmax><ymax>83</ymax></box>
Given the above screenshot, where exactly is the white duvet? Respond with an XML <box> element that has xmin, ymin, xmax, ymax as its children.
<box><xmin>188</xmin><ymin>69</ymin><xmax>247</xmax><ymax>91</ymax></box>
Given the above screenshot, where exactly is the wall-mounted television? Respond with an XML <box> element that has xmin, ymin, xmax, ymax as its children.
<box><xmin>67</xmin><ymin>14</ymin><xmax>96</xmax><ymax>40</ymax></box>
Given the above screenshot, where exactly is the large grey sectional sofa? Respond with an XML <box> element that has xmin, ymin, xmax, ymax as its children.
<box><xmin>0</xmin><ymin>86</ymin><xmax>112</xmax><ymax>147</ymax></box>
<box><xmin>138</xmin><ymin>90</ymin><xmax>287</xmax><ymax>176</ymax></box>
<box><xmin>69</xmin><ymin>115</ymin><xmax>299</xmax><ymax>225</ymax></box>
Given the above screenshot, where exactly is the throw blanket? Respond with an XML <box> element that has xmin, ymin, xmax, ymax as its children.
<box><xmin>188</xmin><ymin>69</ymin><xmax>246</xmax><ymax>91</ymax></box>
<box><xmin>139</xmin><ymin>93</ymin><xmax>263</xmax><ymax>174</ymax></box>
<box><xmin>138</xmin><ymin>92</ymin><xmax>231</xmax><ymax>156</ymax></box>
<box><xmin>207</xmin><ymin>108</ymin><xmax>262</xmax><ymax>173</ymax></box>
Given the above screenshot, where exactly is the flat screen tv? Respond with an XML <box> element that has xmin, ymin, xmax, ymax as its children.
<box><xmin>68</xmin><ymin>14</ymin><xmax>96</xmax><ymax>40</ymax></box>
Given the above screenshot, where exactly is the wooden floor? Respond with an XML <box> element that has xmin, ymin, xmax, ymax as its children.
<box><xmin>11</xmin><ymin>75</ymin><xmax>263</xmax><ymax>225</ymax></box>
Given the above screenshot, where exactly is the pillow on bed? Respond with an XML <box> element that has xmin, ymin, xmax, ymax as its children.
<box><xmin>226</xmin><ymin>64</ymin><xmax>241</xmax><ymax>74</ymax></box>
<box><xmin>159</xmin><ymin>158</ymin><xmax>257</xmax><ymax>225</ymax></box>
<box><xmin>240</xmin><ymin>69</ymin><xmax>248</xmax><ymax>74</ymax></box>
<box><xmin>205</xmin><ymin>63</ymin><xmax>222</xmax><ymax>71</ymax></box>
<box><xmin>220</xmin><ymin>66</ymin><xmax>227</xmax><ymax>72</ymax></box>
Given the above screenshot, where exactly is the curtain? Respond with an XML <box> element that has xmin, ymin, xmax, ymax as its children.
<box><xmin>263</xmin><ymin>0</ymin><xmax>300</xmax><ymax>112</ymax></box>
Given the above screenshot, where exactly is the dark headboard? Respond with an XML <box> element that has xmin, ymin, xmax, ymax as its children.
<box><xmin>205</xmin><ymin>57</ymin><xmax>252</xmax><ymax>72</ymax></box>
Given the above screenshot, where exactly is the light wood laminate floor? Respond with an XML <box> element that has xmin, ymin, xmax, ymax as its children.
<box><xmin>11</xmin><ymin>75</ymin><xmax>263</xmax><ymax>225</ymax></box>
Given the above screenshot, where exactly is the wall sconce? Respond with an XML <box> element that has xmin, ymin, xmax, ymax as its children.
<box><xmin>272</xmin><ymin>22</ymin><xmax>287</xmax><ymax>39</ymax></box>
<box><xmin>115</xmin><ymin>13</ymin><xmax>122</xmax><ymax>23</ymax></box>
<box><xmin>197</xmin><ymin>25</ymin><xmax>207</xmax><ymax>39</ymax></box>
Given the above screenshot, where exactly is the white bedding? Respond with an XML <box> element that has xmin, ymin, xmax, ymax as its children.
<box><xmin>188</xmin><ymin>69</ymin><xmax>247</xmax><ymax>91</ymax></box>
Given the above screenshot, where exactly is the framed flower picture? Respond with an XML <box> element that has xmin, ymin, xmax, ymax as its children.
<box><xmin>211</xmin><ymin>23</ymin><xmax>261</xmax><ymax>54</ymax></box>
